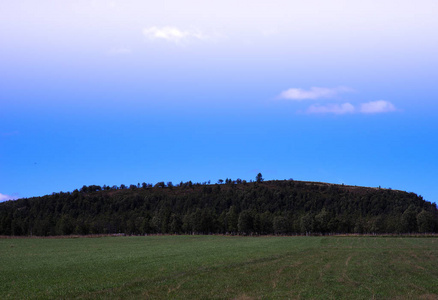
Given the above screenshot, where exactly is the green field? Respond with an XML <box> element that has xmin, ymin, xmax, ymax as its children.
<box><xmin>1</xmin><ymin>236</ymin><xmax>437</xmax><ymax>299</ymax></box>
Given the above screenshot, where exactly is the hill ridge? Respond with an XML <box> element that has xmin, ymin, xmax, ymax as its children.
<box><xmin>1</xmin><ymin>178</ymin><xmax>436</xmax><ymax>236</ymax></box>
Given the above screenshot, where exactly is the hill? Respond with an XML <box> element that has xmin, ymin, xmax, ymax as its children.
<box><xmin>1</xmin><ymin>178</ymin><xmax>437</xmax><ymax>236</ymax></box>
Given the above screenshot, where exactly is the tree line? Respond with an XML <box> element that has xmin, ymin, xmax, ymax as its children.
<box><xmin>1</xmin><ymin>175</ymin><xmax>437</xmax><ymax>236</ymax></box>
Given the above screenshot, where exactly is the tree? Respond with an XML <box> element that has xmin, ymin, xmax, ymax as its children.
<box><xmin>238</xmin><ymin>210</ymin><xmax>254</xmax><ymax>235</ymax></box>
<box><xmin>59</xmin><ymin>215</ymin><xmax>74</xmax><ymax>235</ymax></box>
<box><xmin>417</xmin><ymin>210</ymin><xmax>435</xmax><ymax>233</ymax></box>
<box><xmin>273</xmin><ymin>215</ymin><xmax>288</xmax><ymax>235</ymax></box>
<box><xmin>401</xmin><ymin>205</ymin><xmax>418</xmax><ymax>233</ymax></box>
<box><xmin>300</xmin><ymin>213</ymin><xmax>313</xmax><ymax>235</ymax></box>
<box><xmin>370</xmin><ymin>216</ymin><xmax>385</xmax><ymax>234</ymax></box>
<box><xmin>169</xmin><ymin>214</ymin><xmax>182</xmax><ymax>233</ymax></box>
<box><xmin>259</xmin><ymin>211</ymin><xmax>273</xmax><ymax>234</ymax></box>
<box><xmin>226</xmin><ymin>206</ymin><xmax>239</xmax><ymax>234</ymax></box>
<box><xmin>256</xmin><ymin>173</ymin><xmax>264</xmax><ymax>183</ymax></box>
<box><xmin>154</xmin><ymin>182</ymin><xmax>166</xmax><ymax>188</ymax></box>
<box><xmin>314</xmin><ymin>208</ymin><xmax>331</xmax><ymax>234</ymax></box>
<box><xmin>126</xmin><ymin>219</ymin><xmax>137</xmax><ymax>235</ymax></box>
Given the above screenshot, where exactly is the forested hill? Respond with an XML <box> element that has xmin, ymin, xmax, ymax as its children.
<box><xmin>1</xmin><ymin>178</ymin><xmax>437</xmax><ymax>236</ymax></box>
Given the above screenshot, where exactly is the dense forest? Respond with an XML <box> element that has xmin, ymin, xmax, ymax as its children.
<box><xmin>1</xmin><ymin>175</ymin><xmax>437</xmax><ymax>236</ymax></box>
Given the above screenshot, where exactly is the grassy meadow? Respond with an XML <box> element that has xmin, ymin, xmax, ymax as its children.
<box><xmin>1</xmin><ymin>235</ymin><xmax>437</xmax><ymax>299</ymax></box>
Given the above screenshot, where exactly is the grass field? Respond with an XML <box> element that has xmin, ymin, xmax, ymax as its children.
<box><xmin>1</xmin><ymin>236</ymin><xmax>437</xmax><ymax>299</ymax></box>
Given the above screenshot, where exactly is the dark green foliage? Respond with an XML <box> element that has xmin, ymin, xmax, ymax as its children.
<box><xmin>417</xmin><ymin>209</ymin><xmax>435</xmax><ymax>233</ymax></box>
<box><xmin>238</xmin><ymin>210</ymin><xmax>254</xmax><ymax>235</ymax></box>
<box><xmin>256</xmin><ymin>173</ymin><xmax>264</xmax><ymax>183</ymax></box>
<box><xmin>0</xmin><ymin>180</ymin><xmax>437</xmax><ymax>236</ymax></box>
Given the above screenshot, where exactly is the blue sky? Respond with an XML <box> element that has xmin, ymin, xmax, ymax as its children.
<box><xmin>1</xmin><ymin>0</ymin><xmax>437</xmax><ymax>204</ymax></box>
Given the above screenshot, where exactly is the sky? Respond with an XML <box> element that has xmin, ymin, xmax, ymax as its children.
<box><xmin>1</xmin><ymin>0</ymin><xmax>437</xmax><ymax>204</ymax></box>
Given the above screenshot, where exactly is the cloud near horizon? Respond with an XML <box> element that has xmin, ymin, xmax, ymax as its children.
<box><xmin>277</xmin><ymin>87</ymin><xmax>396</xmax><ymax>115</ymax></box>
<box><xmin>143</xmin><ymin>26</ymin><xmax>208</xmax><ymax>44</ymax></box>
<box><xmin>279</xmin><ymin>87</ymin><xmax>353</xmax><ymax>101</ymax></box>
<box><xmin>0</xmin><ymin>193</ymin><xmax>17</xmax><ymax>202</ymax></box>
<box><xmin>306</xmin><ymin>100</ymin><xmax>396</xmax><ymax>115</ymax></box>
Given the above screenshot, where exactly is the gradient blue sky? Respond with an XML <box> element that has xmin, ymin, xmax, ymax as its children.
<box><xmin>1</xmin><ymin>1</ymin><xmax>437</xmax><ymax>204</ymax></box>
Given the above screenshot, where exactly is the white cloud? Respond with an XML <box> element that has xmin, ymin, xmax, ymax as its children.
<box><xmin>279</xmin><ymin>87</ymin><xmax>352</xmax><ymax>101</ymax></box>
<box><xmin>305</xmin><ymin>100</ymin><xmax>397</xmax><ymax>115</ymax></box>
<box><xmin>360</xmin><ymin>100</ymin><xmax>396</xmax><ymax>114</ymax></box>
<box><xmin>0</xmin><ymin>193</ymin><xmax>17</xmax><ymax>202</ymax></box>
<box><xmin>143</xmin><ymin>26</ymin><xmax>207</xmax><ymax>44</ymax></box>
<box><xmin>277</xmin><ymin>87</ymin><xmax>397</xmax><ymax>115</ymax></box>
<box><xmin>307</xmin><ymin>103</ymin><xmax>355</xmax><ymax>115</ymax></box>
